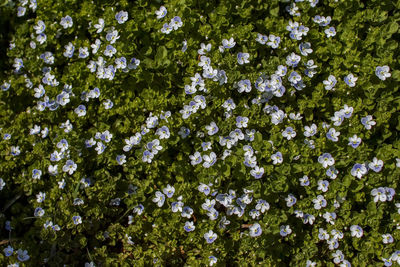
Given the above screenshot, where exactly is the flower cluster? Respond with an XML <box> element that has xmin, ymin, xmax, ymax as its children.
<box><xmin>1</xmin><ymin>0</ymin><xmax>398</xmax><ymax>266</ymax></box>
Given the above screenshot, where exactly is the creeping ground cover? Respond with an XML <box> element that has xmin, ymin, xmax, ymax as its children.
<box><xmin>1</xmin><ymin>0</ymin><xmax>400</xmax><ymax>265</ymax></box>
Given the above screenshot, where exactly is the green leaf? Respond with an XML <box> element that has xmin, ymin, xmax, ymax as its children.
<box><xmin>392</xmin><ymin>70</ymin><xmax>400</xmax><ymax>81</ymax></box>
<box><xmin>155</xmin><ymin>46</ymin><xmax>168</xmax><ymax>63</ymax></box>
<box><xmin>388</xmin><ymin>21</ymin><xmax>399</xmax><ymax>34</ymax></box>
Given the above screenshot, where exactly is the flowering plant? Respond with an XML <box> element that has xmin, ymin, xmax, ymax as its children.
<box><xmin>0</xmin><ymin>0</ymin><xmax>400</xmax><ymax>266</ymax></box>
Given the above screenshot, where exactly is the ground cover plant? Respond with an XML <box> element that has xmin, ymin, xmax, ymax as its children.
<box><xmin>1</xmin><ymin>0</ymin><xmax>400</xmax><ymax>266</ymax></box>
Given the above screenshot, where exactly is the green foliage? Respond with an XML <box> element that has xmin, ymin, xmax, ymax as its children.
<box><xmin>0</xmin><ymin>0</ymin><xmax>400</xmax><ymax>266</ymax></box>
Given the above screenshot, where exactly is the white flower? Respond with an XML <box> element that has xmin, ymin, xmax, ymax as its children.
<box><xmin>93</xmin><ymin>18</ymin><xmax>105</xmax><ymax>33</ymax></box>
<box><xmin>318</xmin><ymin>153</ymin><xmax>335</xmax><ymax>168</ymax></box>
<box><xmin>203</xmin><ymin>152</ymin><xmax>216</xmax><ymax>168</ymax></box>
<box><xmin>344</xmin><ymin>73</ymin><xmax>358</xmax><ymax>87</ymax></box>
<box><xmin>303</xmin><ymin>124</ymin><xmax>317</xmax><ymax>137</ymax></box>
<box><xmin>60</xmin><ymin>15</ymin><xmax>73</xmax><ymax>29</ymax></box>
<box><xmin>190</xmin><ymin>152</ymin><xmax>202</xmax><ymax>165</ymax></box>
<box><xmin>33</xmin><ymin>20</ymin><xmax>46</xmax><ymax>34</ymax></box>
<box><xmin>204</xmin><ymin>230</ymin><xmax>217</xmax><ymax>243</ymax></box>
<box><xmin>371</xmin><ymin>187</ymin><xmax>387</xmax><ymax>202</ymax></box>
<box><xmin>317</xmin><ymin>180</ymin><xmax>329</xmax><ymax>192</ymax></box>
<box><xmin>198</xmin><ymin>43</ymin><xmax>211</xmax><ymax>55</ymax></box>
<box><xmin>249</xmin><ymin>223</ymin><xmax>262</xmax><ymax>237</ymax></box>
<box><xmin>375</xmin><ymin>65</ymin><xmax>391</xmax><ymax>81</ymax></box>
<box><xmin>152</xmin><ymin>191</ymin><xmax>165</xmax><ymax>207</ymax></box>
<box><xmin>271</xmin><ymin>152</ymin><xmax>283</xmax><ymax>165</ymax></box>
<box><xmin>36</xmin><ymin>192</ymin><xmax>46</xmax><ymax>203</ymax></box>
<box><xmin>282</xmin><ymin>127</ymin><xmax>296</xmax><ymax>140</ymax></box>
<box><xmin>155</xmin><ymin>6</ymin><xmax>167</xmax><ymax>19</ymax></box>
<box><xmin>0</xmin><ymin>178</ymin><xmax>5</xmax><ymax>191</ymax></box>
<box><xmin>205</xmin><ymin>122</ymin><xmax>219</xmax><ymax>135</ymax></box>
<box><xmin>350</xmin><ymin>225</ymin><xmax>363</xmax><ymax>238</ymax></box>
<box><xmin>237</xmin><ymin>52</ymin><xmax>250</xmax><ymax>65</ymax></box>
<box><xmin>115</xmin><ymin>10</ymin><xmax>128</xmax><ymax>24</ymax></box>
<box><xmin>382</xmin><ymin>233</ymin><xmax>394</xmax><ymax>244</ymax></box>
<box><xmin>312</xmin><ymin>195</ymin><xmax>327</xmax><ymax>210</ymax></box>
<box><xmin>368</xmin><ymin>157</ymin><xmax>383</xmax><ymax>172</ymax></box>
<box><xmin>351</xmin><ymin>163</ymin><xmax>368</xmax><ymax>179</ymax></box>
<box><xmin>62</xmin><ymin>160</ymin><xmax>77</xmax><ymax>175</ymax></box>
<box><xmin>271</xmin><ymin>110</ymin><xmax>286</xmax><ymax>125</ymax></box>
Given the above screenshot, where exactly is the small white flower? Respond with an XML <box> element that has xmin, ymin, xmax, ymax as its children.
<box><xmin>350</xmin><ymin>225</ymin><xmax>363</xmax><ymax>238</ymax></box>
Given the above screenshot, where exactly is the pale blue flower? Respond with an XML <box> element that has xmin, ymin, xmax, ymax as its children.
<box><xmin>267</xmin><ymin>34</ymin><xmax>280</xmax><ymax>48</ymax></box>
<box><xmin>299</xmin><ymin>42</ymin><xmax>312</xmax><ymax>56</ymax></box>
<box><xmin>170</xmin><ymin>16</ymin><xmax>183</xmax><ymax>30</ymax></box>
<box><xmin>32</xmin><ymin>169</ymin><xmax>42</xmax><ymax>179</ymax></box>
<box><xmin>382</xmin><ymin>233</ymin><xmax>394</xmax><ymax>244</ymax></box>
<box><xmin>351</xmin><ymin>163</ymin><xmax>367</xmax><ymax>178</ymax></box>
<box><xmin>17</xmin><ymin>249</ymin><xmax>30</xmax><ymax>262</ymax></box>
<box><xmin>323</xmin><ymin>75</ymin><xmax>337</xmax><ymax>90</ymax></box>
<box><xmin>350</xmin><ymin>225</ymin><xmax>363</xmax><ymax>238</ymax></box>
<box><xmin>237</xmin><ymin>79</ymin><xmax>252</xmax><ymax>93</ymax></box>
<box><xmin>128</xmin><ymin>58</ymin><xmax>140</xmax><ymax>69</ymax></box>
<box><xmin>361</xmin><ymin>115</ymin><xmax>376</xmax><ymax>130</ymax></box>
<box><xmin>181</xmin><ymin>206</ymin><xmax>193</xmax><ymax>218</ymax></box>
<box><xmin>286</xmin><ymin>52</ymin><xmax>301</xmax><ymax>67</ymax></box>
<box><xmin>344</xmin><ymin>73</ymin><xmax>357</xmax><ymax>87</ymax></box>
<box><xmin>155</xmin><ymin>6</ymin><xmax>167</xmax><ymax>19</ymax></box>
<box><xmin>34</xmin><ymin>207</ymin><xmax>45</xmax><ymax>217</ymax></box>
<box><xmin>184</xmin><ymin>221</ymin><xmax>195</xmax><ymax>232</ymax></box>
<box><xmin>326</xmin><ymin>128</ymin><xmax>340</xmax><ymax>142</ymax></box>
<box><xmin>72</xmin><ymin>215</ymin><xmax>82</xmax><ymax>225</ymax></box>
<box><xmin>368</xmin><ymin>157</ymin><xmax>383</xmax><ymax>172</ymax></box>
<box><xmin>285</xmin><ymin>194</ymin><xmax>297</xmax><ymax>207</ymax></box>
<box><xmin>60</xmin><ymin>15</ymin><xmax>73</xmax><ymax>28</ymax></box>
<box><xmin>318</xmin><ymin>153</ymin><xmax>335</xmax><ymax>168</ymax></box>
<box><xmin>63</xmin><ymin>160</ymin><xmax>77</xmax><ymax>175</ymax></box>
<box><xmin>104</xmin><ymin>45</ymin><xmax>116</xmax><ymax>57</ymax></box>
<box><xmin>36</xmin><ymin>192</ymin><xmax>46</xmax><ymax>203</ymax></box>
<box><xmin>209</xmin><ymin>255</ymin><xmax>218</xmax><ymax>266</ymax></box>
<box><xmin>152</xmin><ymin>191</ymin><xmax>165</xmax><ymax>207</ymax></box>
<box><xmin>325</xmin><ymin>27</ymin><xmax>336</xmax><ymax>37</ymax></box>
<box><xmin>33</xmin><ymin>20</ymin><xmax>46</xmax><ymax>34</ymax></box>
<box><xmin>312</xmin><ymin>195</ymin><xmax>327</xmax><ymax>209</ymax></box>
<box><xmin>318</xmin><ymin>228</ymin><xmax>329</xmax><ymax>240</ymax></box>
<box><xmin>236</xmin><ymin>116</ymin><xmax>249</xmax><ymax>128</ymax></box>
<box><xmin>326</xmin><ymin>166</ymin><xmax>338</xmax><ymax>179</ymax></box>
<box><xmin>116</xmin><ymin>155</ymin><xmax>126</xmax><ymax>165</ymax></box>
<box><xmin>222</xmin><ymin>37</ymin><xmax>235</xmax><ymax>49</ymax></box>
<box><xmin>249</xmin><ymin>223</ymin><xmax>262</xmax><ymax>237</ymax></box>
<box><xmin>317</xmin><ymin>180</ymin><xmax>329</xmax><ymax>192</ymax></box>
<box><xmin>375</xmin><ymin>65</ymin><xmax>391</xmax><ymax>80</ymax></box>
<box><xmin>282</xmin><ymin>127</ymin><xmax>296</xmax><ymax>140</ymax></box>
<box><xmin>203</xmin><ymin>152</ymin><xmax>216</xmax><ymax>168</ymax></box>
<box><xmin>198</xmin><ymin>183</ymin><xmax>211</xmax><ymax>195</ymax></box>
<box><xmin>178</xmin><ymin>127</ymin><xmax>190</xmax><ymax>138</ymax></box>
<box><xmin>115</xmin><ymin>11</ymin><xmax>128</xmax><ymax>24</ymax></box>
<box><xmin>237</xmin><ymin>52</ymin><xmax>250</xmax><ymax>65</ymax></box>
<box><xmin>142</xmin><ymin>150</ymin><xmax>153</xmax><ymax>163</ymax></box>
<box><xmin>299</xmin><ymin>175</ymin><xmax>309</xmax><ymax>186</ymax></box>
<box><xmin>13</xmin><ymin>58</ymin><xmax>24</xmax><ymax>71</ymax></box>
<box><xmin>163</xmin><ymin>184</ymin><xmax>175</xmax><ymax>198</ymax></box>
<box><xmin>256</xmin><ymin>33</ymin><xmax>268</xmax><ymax>44</ymax></box>
<box><xmin>74</xmin><ymin>105</ymin><xmax>86</xmax><ymax>117</ymax></box>
<box><xmin>4</xmin><ymin>245</ymin><xmax>13</xmax><ymax>257</ymax></box>
<box><xmin>204</xmin><ymin>230</ymin><xmax>217</xmax><ymax>243</ymax></box>
<box><xmin>63</xmin><ymin>42</ymin><xmax>75</xmax><ymax>58</ymax></box>
<box><xmin>106</xmin><ymin>30</ymin><xmax>120</xmax><ymax>44</ymax></box>
<box><xmin>250</xmin><ymin>166</ymin><xmax>264</xmax><ymax>179</ymax></box>
<box><xmin>271</xmin><ymin>151</ymin><xmax>283</xmax><ymax>165</ymax></box>
<box><xmin>280</xmin><ymin>225</ymin><xmax>292</xmax><ymax>237</ymax></box>
<box><xmin>17</xmin><ymin>6</ymin><xmax>26</xmax><ymax>17</ymax></box>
